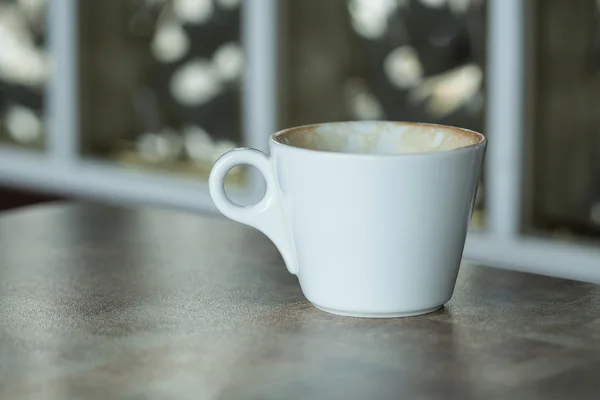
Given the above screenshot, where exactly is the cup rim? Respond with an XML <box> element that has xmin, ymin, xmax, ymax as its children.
<box><xmin>270</xmin><ymin>121</ymin><xmax>486</xmax><ymax>158</ymax></box>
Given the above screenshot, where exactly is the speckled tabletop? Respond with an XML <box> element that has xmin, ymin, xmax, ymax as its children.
<box><xmin>0</xmin><ymin>203</ymin><xmax>599</xmax><ymax>400</ymax></box>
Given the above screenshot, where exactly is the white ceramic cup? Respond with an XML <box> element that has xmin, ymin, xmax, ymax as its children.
<box><xmin>209</xmin><ymin>121</ymin><xmax>486</xmax><ymax>318</ymax></box>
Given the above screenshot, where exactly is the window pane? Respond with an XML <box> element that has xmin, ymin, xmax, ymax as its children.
<box><xmin>529</xmin><ymin>0</ymin><xmax>600</xmax><ymax>243</ymax></box>
<box><xmin>78</xmin><ymin>0</ymin><xmax>243</xmax><ymax>184</ymax></box>
<box><xmin>279</xmin><ymin>0</ymin><xmax>487</xmax><ymax>228</ymax></box>
<box><xmin>0</xmin><ymin>0</ymin><xmax>48</xmax><ymax>150</ymax></box>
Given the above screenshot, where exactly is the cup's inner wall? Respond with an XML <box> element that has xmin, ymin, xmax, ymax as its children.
<box><xmin>274</xmin><ymin>122</ymin><xmax>483</xmax><ymax>155</ymax></box>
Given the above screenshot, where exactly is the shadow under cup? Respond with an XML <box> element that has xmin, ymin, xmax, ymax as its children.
<box><xmin>211</xmin><ymin>121</ymin><xmax>486</xmax><ymax>318</ymax></box>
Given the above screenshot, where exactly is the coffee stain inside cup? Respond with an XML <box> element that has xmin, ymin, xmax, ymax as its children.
<box><xmin>274</xmin><ymin>121</ymin><xmax>483</xmax><ymax>155</ymax></box>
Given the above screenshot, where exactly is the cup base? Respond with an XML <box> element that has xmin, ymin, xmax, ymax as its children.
<box><xmin>312</xmin><ymin>304</ymin><xmax>443</xmax><ymax>318</ymax></box>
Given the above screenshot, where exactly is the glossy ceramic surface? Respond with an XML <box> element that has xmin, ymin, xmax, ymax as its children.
<box><xmin>209</xmin><ymin>121</ymin><xmax>486</xmax><ymax>317</ymax></box>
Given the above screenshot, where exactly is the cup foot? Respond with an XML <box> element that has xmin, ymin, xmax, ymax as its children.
<box><xmin>312</xmin><ymin>304</ymin><xmax>443</xmax><ymax>318</ymax></box>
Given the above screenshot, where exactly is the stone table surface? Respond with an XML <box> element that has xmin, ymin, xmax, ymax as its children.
<box><xmin>0</xmin><ymin>203</ymin><xmax>599</xmax><ymax>400</ymax></box>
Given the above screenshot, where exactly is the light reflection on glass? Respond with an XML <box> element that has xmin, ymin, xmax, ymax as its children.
<box><xmin>0</xmin><ymin>0</ymin><xmax>47</xmax><ymax>149</ymax></box>
<box><xmin>151</xmin><ymin>13</ymin><xmax>190</xmax><ymax>63</ymax></box>
<box><xmin>213</xmin><ymin>42</ymin><xmax>243</xmax><ymax>82</ymax></box>
<box><xmin>170</xmin><ymin>59</ymin><xmax>222</xmax><ymax>106</ymax></box>
<box><xmin>173</xmin><ymin>0</ymin><xmax>214</xmax><ymax>24</ymax></box>
<box><xmin>383</xmin><ymin>45</ymin><xmax>424</xmax><ymax>89</ymax></box>
<box><xmin>5</xmin><ymin>104</ymin><xmax>42</xmax><ymax>144</ymax></box>
<box><xmin>408</xmin><ymin>63</ymin><xmax>483</xmax><ymax>118</ymax></box>
<box><xmin>80</xmin><ymin>0</ymin><xmax>243</xmax><ymax>183</ymax></box>
<box><xmin>343</xmin><ymin>78</ymin><xmax>385</xmax><ymax>120</ymax></box>
<box><xmin>348</xmin><ymin>0</ymin><xmax>401</xmax><ymax>40</ymax></box>
<box><xmin>343</xmin><ymin>0</ymin><xmax>486</xmax><ymax>128</ymax></box>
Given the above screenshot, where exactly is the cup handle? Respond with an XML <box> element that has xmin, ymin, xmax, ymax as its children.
<box><xmin>209</xmin><ymin>148</ymin><xmax>298</xmax><ymax>274</ymax></box>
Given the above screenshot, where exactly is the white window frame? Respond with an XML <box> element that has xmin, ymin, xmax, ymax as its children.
<box><xmin>0</xmin><ymin>0</ymin><xmax>599</xmax><ymax>282</ymax></box>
